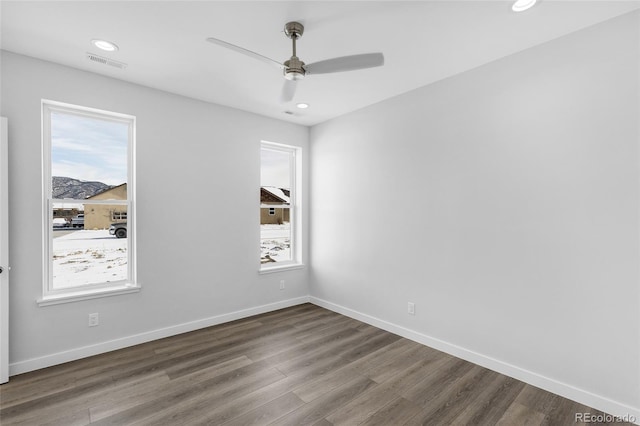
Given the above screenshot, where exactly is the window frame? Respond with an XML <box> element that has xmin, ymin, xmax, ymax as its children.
<box><xmin>39</xmin><ymin>100</ymin><xmax>139</xmax><ymax>306</ymax></box>
<box><xmin>260</xmin><ymin>141</ymin><xmax>303</xmax><ymax>273</ymax></box>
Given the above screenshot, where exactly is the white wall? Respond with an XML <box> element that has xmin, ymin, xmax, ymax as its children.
<box><xmin>310</xmin><ymin>11</ymin><xmax>639</xmax><ymax>418</ymax></box>
<box><xmin>1</xmin><ymin>51</ymin><xmax>310</xmax><ymax>372</ymax></box>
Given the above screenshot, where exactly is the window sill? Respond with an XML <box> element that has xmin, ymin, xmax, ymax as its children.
<box><xmin>259</xmin><ymin>263</ymin><xmax>305</xmax><ymax>274</ymax></box>
<box><xmin>37</xmin><ymin>284</ymin><xmax>141</xmax><ymax>307</ymax></box>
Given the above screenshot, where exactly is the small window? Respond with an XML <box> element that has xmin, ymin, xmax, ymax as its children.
<box><xmin>260</xmin><ymin>141</ymin><xmax>301</xmax><ymax>270</ymax></box>
<box><xmin>112</xmin><ymin>211</ymin><xmax>127</xmax><ymax>221</ymax></box>
<box><xmin>40</xmin><ymin>100</ymin><xmax>138</xmax><ymax>305</ymax></box>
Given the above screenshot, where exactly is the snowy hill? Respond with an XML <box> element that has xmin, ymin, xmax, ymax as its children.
<box><xmin>52</xmin><ymin>176</ymin><xmax>112</xmax><ymax>199</ymax></box>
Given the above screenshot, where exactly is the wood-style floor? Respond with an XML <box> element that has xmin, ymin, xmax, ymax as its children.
<box><xmin>0</xmin><ymin>303</ymin><xmax>628</xmax><ymax>425</ymax></box>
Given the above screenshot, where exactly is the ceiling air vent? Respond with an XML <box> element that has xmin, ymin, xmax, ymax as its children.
<box><xmin>86</xmin><ymin>53</ymin><xmax>127</xmax><ymax>69</ymax></box>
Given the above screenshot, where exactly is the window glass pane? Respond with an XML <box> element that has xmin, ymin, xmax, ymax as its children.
<box><xmin>260</xmin><ymin>208</ymin><xmax>291</xmax><ymax>264</ymax></box>
<box><xmin>260</xmin><ymin>146</ymin><xmax>294</xmax><ymax>264</ymax></box>
<box><xmin>51</xmin><ymin>111</ymin><xmax>128</xmax><ymax>198</ymax></box>
<box><xmin>260</xmin><ymin>148</ymin><xmax>290</xmax><ymax>190</ymax></box>
<box><xmin>52</xmin><ymin>202</ymin><xmax>128</xmax><ymax>289</ymax></box>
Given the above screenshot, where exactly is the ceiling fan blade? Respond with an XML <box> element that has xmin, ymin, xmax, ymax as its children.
<box><xmin>280</xmin><ymin>80</ymin><xmax>297</xmax><ymax>103</ymax></box>
<box><xmin>206</xmin><ymin>37</ymin><xmax>284</xmax><ymax>70</ymax></box>
<box><xmin>305</xmin><ymin>53</ymin><xmax>384</xmax><ymax>75</ymax></box>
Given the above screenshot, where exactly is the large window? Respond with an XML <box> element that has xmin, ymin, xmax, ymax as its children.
<box><xmin>40</xmin><ymin>100</ymin><xmax>138</xmax><ymax>305</ymax></box>
<box><xmin>260</xmin><ymin>141</ymin><xmax>301</xmax><ymax>270</ymax></box>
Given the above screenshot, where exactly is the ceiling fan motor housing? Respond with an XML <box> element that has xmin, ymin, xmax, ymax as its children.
<box><xmin>284</xmin><ymin>56</ymin><xmax>305</xmax><ymax>80</ymax></box>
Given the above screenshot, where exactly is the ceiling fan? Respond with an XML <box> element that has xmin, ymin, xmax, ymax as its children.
<box><xmin>206</xmin><ymin>21</ymin><xmax>384</xmax><ymax>103</ymax></box>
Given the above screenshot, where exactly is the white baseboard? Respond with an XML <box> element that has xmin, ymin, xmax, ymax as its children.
<box><xmin>10</xmin><ymin>296</ymin><xmax>310</xmax><ymax>376</ymax></box>
<box><xmin>309</xmin><ymin>296</ymin><xmax>640</xmax><ymax>425</ymax></box>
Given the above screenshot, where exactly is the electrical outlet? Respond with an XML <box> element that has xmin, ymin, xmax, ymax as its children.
<box><xmin>279</xmin><ymin>280</ymin><xmax>285</xmax><ymax>290</ymax></box>
<box><xmin>88</xmin><ymin>313</ymin><xmax>99</xmax><ymax>327</ymax></box>
<box><xmin>408</xmin><ymin>302</ymin><xmax>415</xmax><ymax>315</ymax></box>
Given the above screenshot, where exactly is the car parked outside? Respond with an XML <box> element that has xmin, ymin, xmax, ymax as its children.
<box><xmin>109</xmin><ymin>222</ymin><xmax>127</xmax><ymax>238</ymax></box>
<box><xmin>71</xmin><ymin>214</ymin><xmax>84</xmax><ymax>228</ymax></box>
<box><xmin>52</xmin><ymin>218</ymin><xmax>68</xmax><ymax>228</ymax></box>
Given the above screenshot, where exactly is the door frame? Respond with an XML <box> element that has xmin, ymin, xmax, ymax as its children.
<box><xmin>1</xmin><ymin>116</ymin><xmax>9</xmax><ymax>384</ymax></box>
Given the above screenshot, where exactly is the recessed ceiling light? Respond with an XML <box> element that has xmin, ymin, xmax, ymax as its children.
<box><xmin>91</xmin><ymin>39</ymin><xmax>119</xmax><ymax>52</ymax></box>
<box><xmin>512</xmin><ymin>0</ymin><xmax>537</xmax><ymax>12</ymax></box>
<box><xmin>296</xmin><ymin>103</ymin><xmax>309</xmax><ymax>109</ymax></box>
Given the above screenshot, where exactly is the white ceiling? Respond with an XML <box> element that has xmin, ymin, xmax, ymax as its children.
<box><xmin>2</xmin><ymin>1</ymin><xmax>639</xmax><ymax>126</ymax></box>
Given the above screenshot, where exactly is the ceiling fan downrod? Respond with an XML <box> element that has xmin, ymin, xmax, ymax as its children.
<box><xmin>283</xmin><ymin>21</ymin><xmax>305</xmax><ymax>81</ymax></box>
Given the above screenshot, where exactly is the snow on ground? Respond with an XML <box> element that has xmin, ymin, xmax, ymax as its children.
<box><xmin>260</xmin><ymin>224</ymin><xmax>291</xmax><ymax>263</ymax></box>
<box><xmin>52</xmin><ymin>225</ymin><xmax>288</xmax><ymax>287</ymax></box>
<box><xmin>52</xmin><ymin>230</ymin><xmax>127</xmax><ymax>289</ymax></box>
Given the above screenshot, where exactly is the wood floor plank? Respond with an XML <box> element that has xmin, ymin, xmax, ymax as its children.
<box><xmin>164</xmin><ymin>348</ymin><xmax>255</xmax><ymax>380</ymax></box>
<box><xmin>403</xmin><ymin>365</ymin><xmax>499</xmax><ymax>425</ymax></box>
<box><xmin>241</xmin><ymin>333</ymin><xmax>310</xmax><ymax>363</ymax></box>
<box><xmin>294</xmin><ymin>316</ymin><xmax>365</xmax><ymax>344</ymax></box>
<box><xmin>1</xmin><ymin>345</ymin><xmax>167</xmax><ymax>410</ymax></box>
<box><xmin>92</xmin><ymin>361</ymin><xmax>285</xmax><ymax>425</ymax></box>
<box><xmin>33</xmin><ymin>407</ymin><xmax>91</xmax><ymax>426</ymax></box>
<box><xmin>541</xmin><ymin>396</ymin><xmax>584</xmax><ymax>426</ymax></box>
<box><xmin>304</xmin><ymin>320</ymin><xmax>380</xmax><ymax>345</ymax></box>
<box><xmin>222</xmin><ymin>392</ymin><xmax>305</xmax><ymax>426</ymax></box>
<box><xmin>88</xmin><ymin>357</ymin><xmax>250</xmax><ymax>422</ymax></box>
<box><xmin>268</xmin><ymin>376</ymin><xmax>378</xmax><ymax>426</ymax></box>
<box><xmin>513</xmin><ymin>383</ymin><xmax>560</xmax><ymax>415</ymax></box>
<box><xmin>363</xmin><ymin>340</ymin><xmax>433</xmax><ymax>383</ymax></box>
<box><xmin>151</xmin><ymin>320</ymin><xmax>264</xmax><ymax>355</ymax></box>
<box><xmin>496</xmin><ymin>402</ymin><xmax>546</xmax><ymax>426</ymax></box>
<box><xmin>173</xmin><ymin>375</ymin><xmax>306</xmax><ymax>425</ymax></box>
<box><xmin>361</xmin><ymin>397</ymin><xmax>422</xmax><ymax>426</ymax></box>
<box><xmin>126</xmin><ymin>369</ymin><xmax>287</xmax><ymax>426</ymax></box>
<box><xmin>279</xmin><ymin>353</ymin><xmax>355</xmax><ymax>384</ymax></box>
<box><xmin>377</xmin><ymin>352</ymin><xmax>453</xmax><ymax>396</ymax></box>
<box><xmin>276</xmin><ymin>310</ymin><xmax>337</xmax><ymax>329</ymax></box>
<box><xmin>293</xmin><ymin>335</ymin><xmax>439</xmax><ymax>404</ymax></box>
<box><xmin>337</xmin><ymin>330</ymin><xmax>402</xmax><ymax>363</ymax></box>
<box><xmin>325</xmin><ymin>382</ymin><xmax>401</xmax><ymax>426</ymax></box>
<box><xmin>88</xmin><ymin>371</ymin><xmax>172</xmax><ymax>422</ymax></box>
<box><xmin>345</xmin><ymin>337</ymin><xmax>421</xmax><ymax>376</ymax></box>
<box><xmin>292</xmin><ymin>364</ymin><xmax>368</xmax><ymax>403</ymax></box>
<box><xmin>0</xmin><ymin>304</ymin><xmax>620</xmax><ymax>426</ymax></box>
<box><xmin>256</xmin><ymin>305</ymin><xmax>328</xmax><ymax>328</ymax></box>
<box><xmin>0</xmin><ymin>370</ymin><xmax>79</xmax><ymax>410</ymax></box>
<box><xmin>160</xmin><ymin>323</ymin><xmax>294</xmax><ymax>361</ymax></box>
<box><xmin>402</xmin><ymin>356</ymin><xmax>476</xmax><ymax>407</ymax></box>
<box><xmin>256</xmin><ymin>328</ymin><xmax>385</xmax><ymax>379</ymax></box>
<box><xmin>291</xmin><ymin>312</ymin><xmax>356</xmax><ymax>336</ymax></box>
<box><xmin>449</xmin><ymin>374</ymin><xmax>527</xmax><ymax>425</ymax></box>
<box><xmin>1</xmin><ymin>374</ymin><xmax>117</xmax><ymax>423</ymax></box>
<box><xmin>268</xmin><ymin>328</ymin><xmax>364</xmax><ymax>373</ymax></box>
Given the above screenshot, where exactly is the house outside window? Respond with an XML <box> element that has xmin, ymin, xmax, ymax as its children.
<box><xmin>260</xmin><ymin>141</ymin><xmax>301</xmax><ymax>270</ymax></box>
<box><xmin>40</xmin><ymin>100</ymin><xmax>138</xmax><ymax>305</ymax></box>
